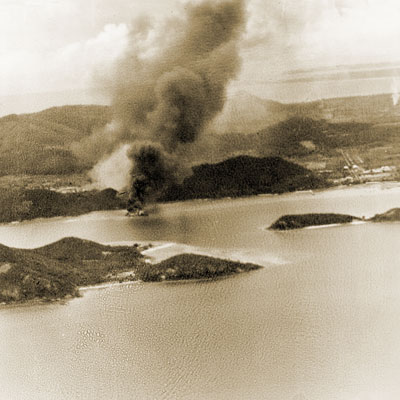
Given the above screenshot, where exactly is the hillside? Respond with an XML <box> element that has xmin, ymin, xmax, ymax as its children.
<box><xmin>0</xmin><ymin>105</ymin><xmax>111</xmax><ymax>175</ymax></box>
<box><xmin>161</xmin><ymin>155</ymin><xmax>326</xmax><ymax>201</ymax></box>
<box><xmin>210</xmin><ymin>91</ymin><xmax>290</xmax><ymax>134</ymax></box>
<box><xmin>293</xmin><ymin>93</ymin><xmax>400</xmax><ymax>124</ymax></box>
<box><xmin>0</xmin><ymin>237</ymin><xmax>144</xmax><ymax>304</ymax></box>
<box><xmin>210</xmin><ymin>92</ymin><xmax>400</xmax><ymax>135</ymax></box>
<box><xmin>212</xmin><ymin>115</ymin><xmax>400</xmax><ymax>183</ymax></box>
<box><xmin>1</xmin><ymin>92</ymin><xmax>400</xmax><ymax>178</ymax></box>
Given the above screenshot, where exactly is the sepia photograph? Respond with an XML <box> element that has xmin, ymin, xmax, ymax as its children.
<box><xmin>1</xmin><ymin>0</ymin><xmax>400</xmax><ymax>399</ymax></box>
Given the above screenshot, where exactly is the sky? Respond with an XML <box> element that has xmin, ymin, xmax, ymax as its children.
<box><xmin>1</xmin><ymin>0</ymin><xmax>400</xmax><ymax>115</ymax></box>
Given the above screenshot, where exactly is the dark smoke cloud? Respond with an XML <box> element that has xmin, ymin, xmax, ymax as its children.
<box><xmin>113</xmin><ymin>0</ymin><xmax>245</xmax><ymax>151</ymax></box>
<box><xmin>127</xmin><ymin>144</ymin><xmax>177</xmax><ymax>212</ymax></box>
<box><xmin>74</xmin><ymin>0</ymin><xmax>246</xmax><ymax>207</ymax></box>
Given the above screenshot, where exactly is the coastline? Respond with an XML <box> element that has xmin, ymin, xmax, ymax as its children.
<box><xmin>79</xmin><ymin>279</ymin><xmax>139</xmax><ymax>292</ymax></box>
<box><xmin>0</xmin><ymin>266</ymin><xmax>263</xmax><ymax>310</ymax></box>
<box><xmin>0</xmin><ymin>239</ymin><xmax>264</xmax><ymax>308</ymax></box>
<box><xmin>1</xmin><ymin>182</ymin><xmax>400</xmax><ymax>308</ymax></box>
<box><xmin>1</xmin><ymin>181</ymin><xmax>400</xmax><ymax>227</ymax></box>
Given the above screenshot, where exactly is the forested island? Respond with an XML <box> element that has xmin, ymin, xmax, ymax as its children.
<box><xmin>136</xmin><ymin>253</ymin><xmax>261</xmax><ymax>282</ymax></box>
<box><xmin>269</xmin><ymin>208</ymin><xmax>400</xmax><ymax>230</ymax></box>
<box><xmin>269</xmin><ymin>213</ymin><xmax>359</xmax><ymax>230</ymax></box>
<box><xmin>161</xmin><ymin>155</ymin><xmax>327</xmax><ymax>201</ymax></box>
<box><xmin>0</xmin><ymin>237</ymin><xmax>262</xmax><ymax>305</ymax></box>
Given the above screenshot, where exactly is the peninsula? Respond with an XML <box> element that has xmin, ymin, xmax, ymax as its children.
<box><xmin>0</xmin><ymin>237</ymin><xmax>262</xmax><ymax>305</ymax></box>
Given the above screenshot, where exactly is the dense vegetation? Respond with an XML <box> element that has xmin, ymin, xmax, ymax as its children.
<box><xmin>269</xmin><ymin>207</ymin><xmax>400</xmax><ymax>230</ymax></box>
<box><xmin>0</xmin><ymin>156</ymin><xmax>326</xmax><ymax>223</ymax></box>
<box><xmin>161</xmin><ymin>155</ymin><xmax>327</xmax><ymax>201</ymax></box>
<box><xmin>0</xmin><ymin>237</ymin><xmax>144</xmax><ymax>304</ymax></box>
<box><xmin>0</xmin><ymin>188</ymin><xmax>125</xmax><ymax>223</ymax></box>
<box><xmin>269</xmin><ymin>213</ymin><xmax>358</xmax><ymax>230</ymax></box>
<box><xmin>135</xmin><ymin>253</ymin><xmax>261</xmax><ymax>282</ymax></box>
<box><xmin>0</xmin><ymin>238</ymin><xmax>262</xmax><ymax>304</ymax></box>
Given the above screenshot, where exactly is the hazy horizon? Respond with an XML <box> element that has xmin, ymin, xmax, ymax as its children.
<box><xmin>2</xmin><ymin>0</ymin><xmax>400</xmax><ymax>116</ymax></box>
<box><xmin>1</xmin><ymin>72</ymin><xmax>398</xmax><ymax>118</ymax></box>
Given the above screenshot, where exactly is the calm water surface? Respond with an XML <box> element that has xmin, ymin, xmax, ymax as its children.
<box><xmin>1</xmin><ymin>184</ymin><xmax>400</xmax><ymax>400</ymax></box>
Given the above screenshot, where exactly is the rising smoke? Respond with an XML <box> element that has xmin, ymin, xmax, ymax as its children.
<box><xmin>75</xmin><ymin>0</ymin><xmax>246</xmax><ymax>210</ymax></box>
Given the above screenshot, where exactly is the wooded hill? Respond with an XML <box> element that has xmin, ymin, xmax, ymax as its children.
<box><xmin>0</xmin><ymin>105</ymin><xmax>110</xmax><ymax>175</ymax></box>
<box><xmin>1</xmin><ymin>93</ymin><xmax>400</xmax><ymax>176</ymax></box>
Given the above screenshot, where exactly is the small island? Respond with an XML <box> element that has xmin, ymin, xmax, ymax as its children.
<box><xmin>269</xmin><ymin>213</ymin><xmax>360</xmax><ymax>230</ymax></box>
<box><xmin>0</xmin><ymin>237</ymin><xmax>262</xmax><ymax>305</ymax></box>
<box><xmin>269</xmin><ymin>208</ymin><xmax>400</xmax><ymax>230</ymax></box>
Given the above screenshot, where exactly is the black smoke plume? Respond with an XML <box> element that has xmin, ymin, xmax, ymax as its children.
<box><xmin>127</xmin><ymin>145</ymin><xmax>177</xmax><ymax>213</ymax></box>
<box><xmin>76</xmin><ymin>0</ymin><xmax>246</xmax><ymax>209</ymax></box>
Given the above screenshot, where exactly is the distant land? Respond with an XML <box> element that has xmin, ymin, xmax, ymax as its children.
<box><xmin>1</xmin><ymin>92</ymin><xmax>400</xmax><ymax>178</ymax></box>
<box><xmin>0</xmin><ymin>105</ymin><xmax>111</xmax><ymax>175</ymax></box>
<box><xmin>213</xmin><ymin>90</ymin><xmax>400</xmax><ymax>134</ymax></box>
<box><xmin>0</xmin><ymin>91</ymin><xmax>399</xmax><ymax>222</ymax></box>
<box><xmin>0</xmin><ymin>89</ymin><xmax>109</xmax><ymax>118</ymax></box>
<box><xmin>2</xmin><ymin>61</ymin><xmax>399</xmax><ymax>117</ymax></box>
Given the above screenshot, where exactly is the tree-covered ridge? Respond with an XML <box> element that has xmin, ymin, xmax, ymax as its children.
<box><xmin>0</xmin><ymin>237</ymin><xmax>144</xmax><ymax>304</ymax></box>
<box><xmin>161</xmin><ymin>155</ymin><xmax>326</xmax><ymax>200</ymax></box>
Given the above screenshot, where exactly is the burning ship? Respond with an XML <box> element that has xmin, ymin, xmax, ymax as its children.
<box><xmin>126</xmin><ymin>174</ymin><xmax>149</xmax><ymax>216</ymax></box>
<box><xmin>81</xmin><ymin>1</ymin><xmax>246</xmax><ymax>217</ymax></box>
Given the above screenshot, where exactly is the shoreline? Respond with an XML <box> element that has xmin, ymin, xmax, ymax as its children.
<box><xmin>0</xmin><ymin>265</ymin><xmax>264</xmax><ymax>310</ymax></box>
<box><xmin>0</xmin><ymin>268</ymin><xmax>261</xmax><ymax>310</ymax></box>
<box><xmin>79</xmin><ymin>279</ymin><xmax>139</xmax><ymax>292</ymax></box>
<box><xmin>1</xmin><ymin>183</ymin><xmax>400</xmax><ymax>308</ymax></box>
<box><xmin>304</xmin><ymin>220</ymin><xmax>368</xmax><ymax>230</ymax></box>
<box><xmin>0</xmin><ymin>239</ymin><xmax>264</xmax><ymax>308</ymax></box>
<box><xmin>1</xmin><ymin>181</ymin><xmax>400</xmax><ymax>227</ymax></box>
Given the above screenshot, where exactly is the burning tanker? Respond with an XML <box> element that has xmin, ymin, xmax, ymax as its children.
<box><xmin>127</xmin><ymin>144</ymin><xmax>178</xmax><ymax>214</ymax></box>
<box><xmin>77</xmin><ymin>0</ymin><xmax>246</xmax><ymax>214</ymax></box>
